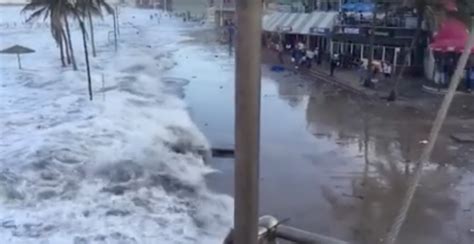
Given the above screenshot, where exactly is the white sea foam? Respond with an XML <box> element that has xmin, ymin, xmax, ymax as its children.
<box><xmin>0</xmin><ymin>6</ymin><xmax>232</xmax><ymax>244</ymax></box>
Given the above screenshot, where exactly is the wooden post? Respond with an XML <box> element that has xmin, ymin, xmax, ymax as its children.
<box><xmin>115</xmin><ymin>6</ymin><xmax>120</xmax><ymax>36</ymax></box>
<box><xmin>17</xmin><ymin>53</ymin><xmax>21</xmax><ymax>69</ymax></box>
<box><xmin>234</xmin><ymin>0</ymin><xmax>262</xmax><ymax>243</ymax></box>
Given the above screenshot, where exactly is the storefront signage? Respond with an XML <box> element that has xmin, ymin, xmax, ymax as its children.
<box><xmin>342</xmin><ymin>27</ymin><xmax>360</xmax><ymax>34</ymax></box>
<box><xmin>367</xmin><ymin>29</ymin><xmax>393</xmax><ymax>37</ymax></box>
<box><xmin>277</xmin><ymin>26</ymin><xmax>292</xmax><ymax>32</ymax></box>
<box><xmin>310</xmin><ymin>27</ymin><xmax>329</xmax><ymax>35</ymax></box>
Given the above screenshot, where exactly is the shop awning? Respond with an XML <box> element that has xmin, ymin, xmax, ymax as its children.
<box><xmin>263</xmin><ymin>11</ymin><xmax>338</xmax><ymax>36</ymax></box>
<box><xmin>430</xmin><ymin>18</ymin><xmax>474</xmax><ymax>53</ymax></box>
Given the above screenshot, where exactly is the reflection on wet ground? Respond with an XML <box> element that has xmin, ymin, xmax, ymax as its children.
<box><xmin>166</xmin><ymin>36</ymin><xmax>474</xmax><ymax>244</ymax></box>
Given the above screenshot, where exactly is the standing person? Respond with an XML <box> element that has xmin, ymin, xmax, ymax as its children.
<box><xmin>275</xmin><ymin>42</ymin><xmax>284</xmax><ymax>64</ymax></box>
<box><xmin>442</xmin><ymin>62</ymin><xmax>449</xmax><ymax>87</ymax></box>
<box><xmin>371</xmin><ymin>65</ymin><xmax>380</xmax><ymax>88</ymax></box>
<box><xmin>467</xmin><ymin>65</ymin><xmax>474</xmax><ymax>92</ymax></box>
<box><xmin>383</xmin><ymin>61</ymin><xmax>392</xmax><ymax>79</ymax></box>
<box><xmin>330</xmin><ymin>54</ymin><xmax>338</xmax><ymax>76</ymax></box>
<box><xmin>317</xmin><ymin>47</ymin><xmax>324</xmax><ymax>65</ymax></box>
<box><xmin>227</xmin><ymin>21</ymin><xmax>236</xmax><ymax>48</ymax></box>
<box><xmin>358</xmin><ymin>59</ymin><xmax>366</xmax><ymax>84</ymax></box>
<box><xmin>306</xmin><ymin>48</ymin><xmax>315</xmax><ymax>68</ymax></box>
<box><xmin>285</xmin><ymin>42</ymin><xmax>292</xmax><ymax>53</ymax></box>
<box><xmin>297</xmin><ymin>41</ymin><xmax>305</xmax><ymax>51</ymax></box>
<box><xmin>314</xmin><ymin>47</ymin><xmax>319</xmax><ymax>65</ymax></box>
<box><xmin>291</xmin><ymin>48</ymin><xmax>298</xmax><ymax>70</ymax></box>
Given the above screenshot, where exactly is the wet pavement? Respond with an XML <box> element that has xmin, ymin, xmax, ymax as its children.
<box><xmin>165</xmin><ymin>28</ymin><xmax>474</xmax><ymax>244</ymax></box>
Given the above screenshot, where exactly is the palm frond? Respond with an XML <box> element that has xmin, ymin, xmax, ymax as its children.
<box><xmin>96</xmin><ymin>0</ymin><xmax>114</xmax><ymax>15</ymax></box>
<box><xmin>21</xmin><ymin>0</ymin><xmax>49</xmax><ymax>13</ymax></box>
<box><xmin>25</xmin><ymin>7</ymin><xmax>47</xmax><ymax>22</ymax></box>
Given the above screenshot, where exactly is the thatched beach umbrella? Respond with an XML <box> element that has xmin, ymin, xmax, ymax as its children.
<box><xmin>0</xmin><ymin>45</ymin><xmax>35</xmax><ymax>69</ymax></box>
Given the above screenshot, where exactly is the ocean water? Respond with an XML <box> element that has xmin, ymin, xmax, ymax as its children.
<box><xmin>0</xmin><ymin>6</ymin><xmax>232</xmax><ymax>244</ymax></box>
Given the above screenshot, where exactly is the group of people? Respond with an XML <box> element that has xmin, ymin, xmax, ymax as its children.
<box><xmin>357</xmin><ymin>59</ymin><xmax>393</xmax><ymax>87</ymax></box>
<box><xmin>273</xmin><ymin>41</ymin><xmax>323</xmax><ymax>70</ymax></box>
<box><xmin>270</xmin><ymin>40</ymin><xmax>395</xmax><ymax>89</ymax></box>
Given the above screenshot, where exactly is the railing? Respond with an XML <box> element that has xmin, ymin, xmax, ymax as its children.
<box><xmin>224</xmin><ymin>216</ymin><xmax>352</xmax><ymax>244</ymax></box>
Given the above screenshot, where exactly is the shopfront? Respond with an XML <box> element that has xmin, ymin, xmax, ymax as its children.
<box><xmin>427</xmin><ymin>17</ymin><xmax>474</xmax><ymax>90</ymax></box>
<box><xmin>262</xmin><ymin>11</ymin><xmax>338</xmax><ymax>54</ymax></box>
<box><xmin>331</xmin><ymin>25</ymin><xmax>423</xmax><ymax>73</ymax></box>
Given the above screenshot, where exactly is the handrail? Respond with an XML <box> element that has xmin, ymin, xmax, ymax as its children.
<box><xmin>275</xmin><ymin>225</ymin><xmax>350</xmax><ymax>244</ymax></box>
<box><xmin>255</xmin><ymin>216</ymin><xmax>352</xmax><ymax>244</ymax></box>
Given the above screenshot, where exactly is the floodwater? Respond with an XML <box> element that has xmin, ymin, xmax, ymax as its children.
<box><xmin>165</xmin><ymin>28</ymin><xmax>474</xmax><ymax>244</ymax></box>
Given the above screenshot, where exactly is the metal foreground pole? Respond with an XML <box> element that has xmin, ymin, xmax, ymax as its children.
<box><xmin>234</xmin><ymin>0</ymin><xmax>262</xmax><ymax>243</ymax></box>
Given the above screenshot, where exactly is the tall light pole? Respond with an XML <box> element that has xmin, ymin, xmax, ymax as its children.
<box><xmin>220</xmin><ymin>0</ymin><xmax>224</xmax><ymax>26</ymax></box>
<box><xmin>234</xmin><ymin>0</ymin><xmax>262</xmax><ymax>243</ymax></box>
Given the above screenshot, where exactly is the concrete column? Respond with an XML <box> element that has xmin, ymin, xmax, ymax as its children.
<box><xmin>382</xmin><ymin>47</ymin><xmax>386</xmax><ymax>61</ymax></box>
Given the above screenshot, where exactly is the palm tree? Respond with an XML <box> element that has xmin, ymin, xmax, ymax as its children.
<box><xmin>22</xmin><ymin>0</ymin><xmax>66</xmax><ymax>66</ymax></box>
<box><xmin>68</xmin><ymin>1</ymin><xmax>94</xmax><ymax>100</ymax></box>
<box><xmin>22</xmin><ymin>0</ymin><xmax>77</xmax><ymax>70</ymax></box>
<box><xmin>78</xmin><ymin>19</ymin><xmax>93</xmax><ymax>100</ymax></box>
<box><xmin>76</xmin><ymin>0</ymin><xmax>114</xmax><ymax>57</ymax></box>
<box><xmin>63</xmin><ymin>9</ymin><xmax>78</xmax><ymax>70</ymax></box>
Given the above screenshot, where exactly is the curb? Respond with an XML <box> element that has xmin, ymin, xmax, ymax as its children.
<box><xmin>304</xmin><ymin>69</ymin><xmax>378</xmax><ymax>99</ymax></box>
<box><xmin>422</xmin><ymin>84</ymin><xmax>474</xmax><ymax>96</ymax></box>
<box><xmin>422</xmin><ymin>85</ymin><xmax>448</xmax><ymax>95</ymax></box>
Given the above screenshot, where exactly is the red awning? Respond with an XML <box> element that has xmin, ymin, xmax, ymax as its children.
<box><xmin>430</xmin><ymin>18</ymin><xmax>474</xmax><ymax>53</ymax></box>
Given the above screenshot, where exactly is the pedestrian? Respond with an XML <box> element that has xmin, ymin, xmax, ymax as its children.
<box><xmin>358</xmin><ymin>59</ymin><xmax>366</xmax><ymax>84</ymax></box>
<box><xmin>314</xmin><ymin>47</ymin><xmax>319</xmax><ymax>65</ymax></box>
<box><xmin>275</xmin><ymin>43</ymin><xmax>284</xmax><ymax>64</ymax></box>
<box><xmin>297</xmin><ymin>41</ymin><xmax>305</xmax><ymax>51</ymax></box>
<box><xmin>442</xmin><ymin>63</ymin><xmax>449</xmax><ymax>87</ymax></box>
<box><xmin>383</xmin><ymin>61</ymin><xmax>392</xmax><ymax>79</ymax></box>
<box><xmin>305</xmin><ymin>48</ymin><xmax>315</xmax><ymax>68</ymax></box>
<box><xmin>330</xmin><ymin>54</ymin><xmax>338</xmax><ymax>76</ymax></box>
<box><xmin>467</xmin><ymin>66</ymin><xmax>474</xmax><ymax>92</ymax></box>
<box><xmin>317</xmin><ymin>48</ymin><xmax>323</xmax><ymax>65</ymax></box>
<box><xmin>371</xmin><ymin>65</ymin><xmax>380</xmax><ymax>88</ymax></box>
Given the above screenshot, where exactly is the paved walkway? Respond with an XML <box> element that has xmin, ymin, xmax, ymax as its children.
<box><xmin>262</xmin><ymin>48</ymin><xmax>426</xmax><ymax>100</ymax></box>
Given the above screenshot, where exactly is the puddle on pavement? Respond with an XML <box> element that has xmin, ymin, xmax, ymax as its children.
<box><xmin>166</xmin><ymin>40</ymin><xmax>474</xmax><ymax>244</ymax></box>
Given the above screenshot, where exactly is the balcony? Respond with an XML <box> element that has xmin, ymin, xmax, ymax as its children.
<box><xmin>211</xmin><ymin>0</ymin><xmax>235</xmax><ymax>11</ymax></box>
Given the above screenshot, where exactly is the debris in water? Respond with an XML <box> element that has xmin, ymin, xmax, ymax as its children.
<box><xmin>211</xmin><ymin>148</ymin><xmax>234</xmax><ymax>158</ymax></box>
<box><xmin>419</xmin><ymin>140</ymin><xmax>429</xmax><ymax>144</ymax></box>
<box><xmin>451</xmin><ymin>133</ymin><xmax>474</xmax><ymax>143</ymax></box>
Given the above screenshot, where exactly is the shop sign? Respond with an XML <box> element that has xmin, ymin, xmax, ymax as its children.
<box><xmin>342</xmin><ymin>27</ymin><xmax>360</xmax><ymax>34</ymax></box>
<box><xmin>310</xmin><ymin>27</ymin><xmax>329</xmax><ymax>35</ymax></box>
<box><xmin>277</xmin><ymin>26</ymin><xmax>292</xmax><ymax>32</ymax></box>
<box><xmin>367</xmin><ymin>29</ymin><xmax>392</xmax><ymax>37</ymax></box>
